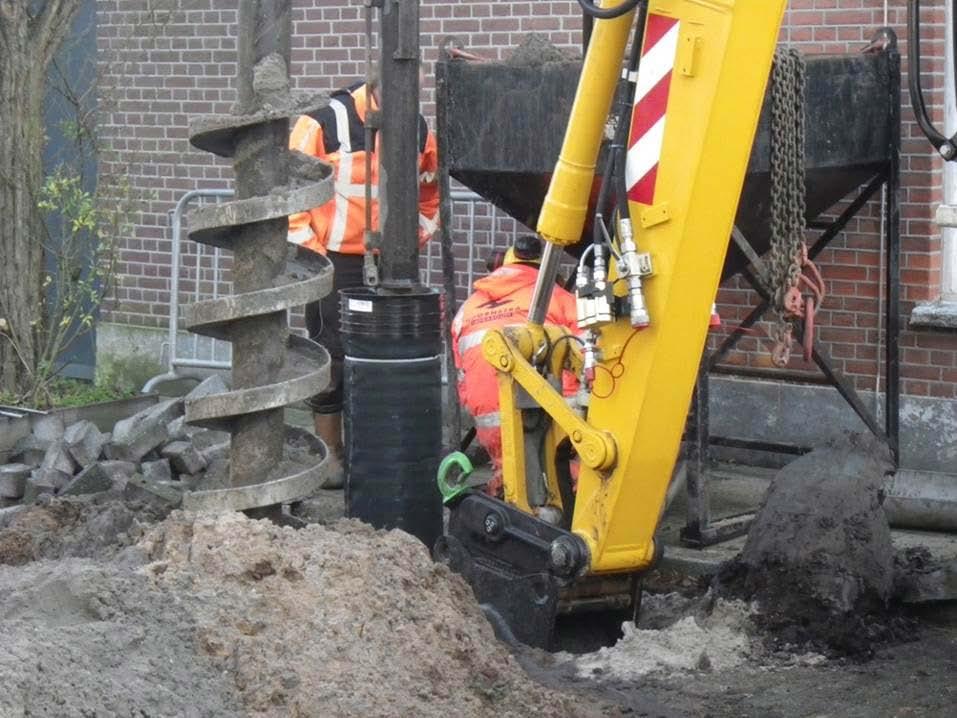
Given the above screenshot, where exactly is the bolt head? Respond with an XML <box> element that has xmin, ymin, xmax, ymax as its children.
<box><xmin>549</xmin><ymin>537</ymin><xmax>580</xmax><ymax>576</ymax></box>
<box><xmin>550</xmin><ymin>541</ymin><xmax>571</xmax><ymax>571</ymax></box>
<box><xmin>483</xmin><ymin>512</ymin><xmax>502</xmax><ymax>536</ymax></box>
<box><xmin>572</xmin><ymin>430</ymin><xmax>583</xmax><ymax>442</ymax></box>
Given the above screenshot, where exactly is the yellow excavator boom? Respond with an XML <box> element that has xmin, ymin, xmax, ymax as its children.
<box><xmin>439</xmin><ymin>0</ymin><xmax>788</xmax><ymax>649</ymax></box>
<box><xmin>523</xmin><ymin>0</ymin><xmax>788</xmax><ymax>573</ymax></box>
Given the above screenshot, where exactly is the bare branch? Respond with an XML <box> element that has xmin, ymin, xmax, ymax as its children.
<box><xmin>31</xmin><ymin>0</ymin><xmax>80</xmax><ymax>69</ymax></box>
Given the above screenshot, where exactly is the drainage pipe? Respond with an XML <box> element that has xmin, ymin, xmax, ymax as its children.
<box><xmin>883</xmin><ymin>469</ymin><xmax>957</xmax><ymax>532</ymax></box>
<box><xmin>341</xmin><ymin>288</ymin><xmax>444</xmax><ymax>549</ymax></box>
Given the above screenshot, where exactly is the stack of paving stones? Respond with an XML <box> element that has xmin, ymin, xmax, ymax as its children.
<box><xmin>0</xmin><ymin>376</ymin><xmax>229</xmax><ymax>510</ymax></box>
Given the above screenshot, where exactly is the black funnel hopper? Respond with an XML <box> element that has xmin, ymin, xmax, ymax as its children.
<box><xmin>436</xmin><ymin>50</ymin><xmax>898</xmax><ymax>280</ymax></box>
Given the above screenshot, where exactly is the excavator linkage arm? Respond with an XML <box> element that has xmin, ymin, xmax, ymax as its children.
<box><xmin>441</xmin><ymin>0</ymin><xmax>787</xmax><ymax>647</ymax></box>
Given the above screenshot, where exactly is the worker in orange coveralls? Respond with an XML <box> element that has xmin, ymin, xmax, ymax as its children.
<box><xmin>288</xmin><ymin>69</ymin><xmax>439</xmax><ymax>485</ymax></box>
<box><xmin>451</xmin><ymin>235</ymin><xmax>579</xmax><ymax>497</ymax></box>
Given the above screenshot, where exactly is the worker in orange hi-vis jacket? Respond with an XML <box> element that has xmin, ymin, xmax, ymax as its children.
<box><xmin>451</xmin><ymin>235</ymin><xmax>579</xmax><ymax>498</ymax></box>
<box><xmin>288</xmin><ymin>68</ymin><xmax>439</xmax><ymax>486</ymax></box>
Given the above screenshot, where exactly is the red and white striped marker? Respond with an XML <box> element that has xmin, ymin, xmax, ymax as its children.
<box><xmin>626</xmin><ymin>14</ymin><xmax>681</xmax><ymax>206</ymax></box>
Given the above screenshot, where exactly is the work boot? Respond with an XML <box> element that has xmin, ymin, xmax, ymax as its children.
<box><xmin>314</xmin><ymin>412</ymin><xmax>345</xmax><ymax>489</ymax></box>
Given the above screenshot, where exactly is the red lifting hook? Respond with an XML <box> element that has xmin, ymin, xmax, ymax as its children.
<box><xmin>773</xmin><ymin>244</ymin><xmax>826</xmax><ymax>365</ymax></box>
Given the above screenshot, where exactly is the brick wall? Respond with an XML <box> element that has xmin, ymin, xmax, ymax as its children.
<box><xmin>710</xmin><ymin>0</ymin><xmax>957</xmax><ymax>399</ymax></box>
<box><xmin>97</xmin><ymin>0</ymin><xmax>957</xmax><ymax>398</ymax></box>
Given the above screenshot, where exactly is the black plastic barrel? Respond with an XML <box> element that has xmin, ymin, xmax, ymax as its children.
<box><xmin>340</xmin><ymin>287</ymin><xmax>444</xmax><ymax>548</ymax></box>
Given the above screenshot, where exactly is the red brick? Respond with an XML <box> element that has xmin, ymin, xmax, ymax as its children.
<box><xmin>96</xmin><ymin>0</ymin><xmax>952</xmax><ymax>400</ymax></box>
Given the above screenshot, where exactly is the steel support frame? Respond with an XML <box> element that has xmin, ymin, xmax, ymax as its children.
<box><xmin>435</xmin><ymin>58</ymin><xmax>463</xmax><ymax>450</ymax></box>
<box><xmin>681</xmin><ymin>50</ymin><xmax>902</xmax><ymax>548</ymax></box>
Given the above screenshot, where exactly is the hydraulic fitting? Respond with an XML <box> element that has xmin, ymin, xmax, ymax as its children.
<box><xmin>617</xmin><ymin>218</ymin><xmax>651</xmax><ymax>328</ymax></box>
<box><xmin>576</xmin><ymin>263</ymin><xmax>596</xmax><ymax>329</ymax></box>
<box><xmin>591</xmin><ymin>245</ymin><xmax>615</xmax><ymax>325</ymax></box>
<box><xmin>581</xmin><ymin>330</ymin><xmax>600</xmax><ymax>388</ymax></box>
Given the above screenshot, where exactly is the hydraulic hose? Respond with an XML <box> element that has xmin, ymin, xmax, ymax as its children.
<box><xmin>577</xmin><ymin>0</ymin><xmax>642</xmax><ymax>21</ymax></box>
<box><xmin>907</xmin><ymin>0</ymin><xmax>957</xmax><ymax>159</ymax></box>
<box><xmin>613</xmin><ymin>2</ymin><xmax>648</xmax><ymax>223</ymax></box>
<box><xmin>591</xmin><ymin>1</ymin><xmax>647</xmax><ymax>246</ymax></box>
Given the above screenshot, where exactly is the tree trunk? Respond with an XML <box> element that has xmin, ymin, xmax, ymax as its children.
<box><xmin>0</xmin><ymin>0</ymin><xmax>80</xmax><ymax>395</ymax></box>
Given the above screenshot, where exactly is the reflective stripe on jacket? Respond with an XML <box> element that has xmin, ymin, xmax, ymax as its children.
<box><xmin>287</xmin><ymin>82</ymin><xmax>440</xmax><ymax>255</ymax></box>
<box><xmin>451</xmin><ymin>263</ymin><xmax>579</xmax><ymax>420</ymax></box>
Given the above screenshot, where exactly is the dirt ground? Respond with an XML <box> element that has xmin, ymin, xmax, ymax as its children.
<box><xmin>528</xmin><ymin>440</ymin><xmax>957</xmax><ymax>717</ymax></box>
<box><xmin>499</xmin><ymin>439</ymin><xmax>957</xmax><ymax>718</ymax></box>
<box><xmin>0</xmin><ymin>500</ymin><xmax>603</xmax><ymax>718</ymax></box>
<box><xmin>0</xmin><ymin>449</ymin><xmax>955</xmax><ymax>717</ymax></box>
<box><xmin>520</xmin><ymin>592</ymin><xmax>957</xmax><ymax>718</ymax></box>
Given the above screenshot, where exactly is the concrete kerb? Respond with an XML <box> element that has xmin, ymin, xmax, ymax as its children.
<box><xmin>108</xmin><ymin>398</ymin><xmax>184</xmax><ymax>463</ymax></box>
<box><xmin>63</xmin><ymin>420</ymin><xmax>108</xmax><ymax>468</ymax></box>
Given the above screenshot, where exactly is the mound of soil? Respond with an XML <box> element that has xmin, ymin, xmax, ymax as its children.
<box><xmin>505</xmin><ymin>34</ymin><xmax>580</xmax><ymax>65</ymax></box>
<box><xmin>714</xmin><ymin>440</ymin><xmax>911</xmax><ymax>656</ymax></box>
<box><xmin>0</xmin><ymin>495</ymin><xmax>168</xmax><ymax>566</ymax></box>
<box><xmin>0</xmin><ymin>510</ymin><xmax>604</xmax><ymax>718</ymax></box>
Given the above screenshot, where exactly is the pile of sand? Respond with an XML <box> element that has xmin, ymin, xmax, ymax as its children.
<box><xmin>0</xmin><ymin>508</ymin><xmax>602</xmax><ymax>717</ymax></box>
<box><xmin>571</xmin><ymin>597</ymin><xmax>754</xmax><ymax>679</ymax></box>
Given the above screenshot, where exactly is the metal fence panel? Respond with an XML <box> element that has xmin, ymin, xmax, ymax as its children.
<box><xmin>146</xmin><ymin>189</ymin><xmax>520</xmax><ymax>391</ymax></box>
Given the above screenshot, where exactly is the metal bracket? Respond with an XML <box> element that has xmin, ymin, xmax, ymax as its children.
<box><xmin>486</xmin><ymin>328</ymin><xmax>617</xmax><ymax>473</ymax></box>
<box><xmin>640</xmin><ymin>203</ymin><xmax>671</xmax><ymax>228</ymax></box>
<box><xmin>363</xmin><ymin>253</ymin><xmax>380</xmax><ymax>287</ymax></box>
<box><xmin>680</xmin><ymin>511</ymin><xmax>755</xmax><ymax>548</ymax></box>
<box><xmin>437</xmin><ymin>492</ymin><xmax>590</xmax><ymax>648</ymax></box>
<box><xmin>678</xmin><ymin>32</ymin><xmax>703</xmax><ymax>77</ymax></box>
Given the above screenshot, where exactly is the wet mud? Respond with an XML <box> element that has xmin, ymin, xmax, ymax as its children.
<box><xmin>712</xmin><ymin>439</ymin><xmax>915</xmax><ymax>655</ymax></box>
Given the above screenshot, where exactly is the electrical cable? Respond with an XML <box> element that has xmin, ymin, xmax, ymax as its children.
<box><xmin>577</xmin><ymin>243</ymin><xmax>597</xmax><ymax>276</ymax></box>
<box><xmin>577</xmin><ymin>0</ymin><xmax>642</xmax><ymax>21</ymax></box>
<box><xmin>590</xmin><ymin>327</ymin><xmax>643</xmax><ymax>398</ymax></box>
<box><xmin>591</xmin><ymin>364</ymin><xmax>617</xmax><ymax>399</ymax></box>
<box><xmin>545</xmin><ymin>333</ymin><xmax>586</xmax><ymax>368</ymax></box>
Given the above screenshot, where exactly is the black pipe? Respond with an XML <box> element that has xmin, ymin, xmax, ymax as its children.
<box><xmin>885</xmin><ymin>48</ymin><xmax>902</xmax><ymax>463</ymax></box>
<box><xmin>907</xmin><ymin>0</ymin><xmax>957</xmax><ymax>159</ymax></box>
<box><xmin>577</xmin><ymin>0</ymin><xmax>641</xmax><ymax>20</ymax></box>
<box><xmin>341</xmin><ymin>288</ymin><xmax>443</xmax><ymax>548</ymax></box>
<box><xmin>682</xmin><ymin>360</ymin><xmax>711</xmax><ymax>543</ymax></box>
<box><xmin>436</xmin><ymin>59</ymin><xmax>462</xmax><ymax>451</ymax></box>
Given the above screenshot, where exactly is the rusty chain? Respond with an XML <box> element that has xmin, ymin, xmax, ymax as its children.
<box><xmin>766</xmin><ymin>48</ymin><xmax>807</xmax><ymax>365</ymax></box>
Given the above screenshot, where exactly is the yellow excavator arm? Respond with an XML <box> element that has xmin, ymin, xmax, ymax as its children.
<box><xmin>438</xmin><ymin>0</ymin><xmax>788</xmax><ymax>648</ymax></box>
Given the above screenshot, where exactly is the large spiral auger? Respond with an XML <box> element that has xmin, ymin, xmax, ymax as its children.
<box><xmin>180</xmin><ymin>50</ymin><xmax>335</xmax><ymax>513</ymax></box>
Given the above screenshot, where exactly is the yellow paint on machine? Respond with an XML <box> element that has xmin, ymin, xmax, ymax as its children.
<box><xmin>496</xmin><ymin>0</ymin><xmax>789</xmax><ymax>575</ymax></box>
